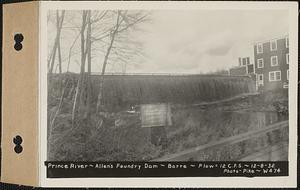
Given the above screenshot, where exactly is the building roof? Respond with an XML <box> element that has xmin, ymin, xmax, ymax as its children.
<box><xmin>252</xmin><ymin>34</ymin><xmax>289</xmax><ymax>45</ymax></box>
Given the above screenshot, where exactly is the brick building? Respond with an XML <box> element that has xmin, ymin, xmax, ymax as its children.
<box><xmin>229</xmin><ymin>56</ymin><xmax>254</xmax><ymax>76</ymax></box>
<box><xmin>254</xmin><ymin>36</ymin><xmax>289</xmax><ymax>92</ymax></box>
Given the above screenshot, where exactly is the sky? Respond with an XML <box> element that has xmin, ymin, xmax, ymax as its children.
<box><xmin>48</xmin><ymin>9</ymin><xmax>289</xmax><ymax>74</ymax></box>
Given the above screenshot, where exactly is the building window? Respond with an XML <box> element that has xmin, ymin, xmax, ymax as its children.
<box><xmin>287</xmin><ymin>70</ymin><xmax>289</xmax><ymax>80</ymax></box>
<box><xmin>247</xmin><ymin>64</ymin><xmax>254</xmax><ymax>74</ymax></box>
<box><xmin>243</xmin><ymin>58</ymin><xmax>247</xmax><ymax>66</ymax></box>
<box><xmin>286</xmin><ymin>37</ymin><xmax>289</xmax><ymax>48</ymax></box>
<box><xmin>246</xmin><ymin>57</ymin><xmax>250</xmax><ymax>65</ymax></box>
<box><xmin>269</xmin><ymin>71</ymin><xmax>281</xmax><ymax>81</ymax></box>
<box><xmin>242</xmin><ymin>58</ymin><xmax>246</xmax><ymax>66</ymax></box>
<box><xmin>286</xmin><ymin>53</ymin><xmax>289</xmax><ymax>64</ymax></box>
<box><xmin>271</xmin><ymin>56</ymin><xmax>278</xmax><ymax>66</ymax></box>
<box><xmin>241</xmin><ymin>57</ymin><xmax>249</xmax><ymax>66</ymax></box>
<box><xmin>257</xmin><ymin>58</ymin><xmax>264</xmax><ymax>68</ymax></box>
<box><xmin>238</xmin><ymin>58</ymin><xmax>242</xmax><ymax>66</ymax></box>
<box><xmin>258</xmin><ymin>74</ymin><xmax>264</xmax><ymax>86</ymax></box>
<box><xmin>245</xmin><ymin>57</ymin><xmax>250</xmax><ymax>65</ymax></box>
<box><xmin>270</xmin><ymin>40</ymin><xmax>277</xmax><ymax>51</ymax></box>
<box><xmin>257</xmin><ymin>43</ymin><xmax>263</xmax><ymax>54</ymax></box>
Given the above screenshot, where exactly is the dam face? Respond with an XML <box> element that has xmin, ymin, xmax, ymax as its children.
<box><xmin>49</xmin><ymin>73</ymin><xmax>256</xmax><ymax>111</ymax></box>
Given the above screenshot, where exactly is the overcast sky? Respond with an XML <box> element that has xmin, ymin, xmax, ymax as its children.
<box><xmin>49</xmin><ymin>9</ymin><xmax>289</xmax><ymax>74</ymax></box>
<box><xmin>130</xmin><ymin>10</ymin><xmax>288</xmax><ymax>74</ymax></box>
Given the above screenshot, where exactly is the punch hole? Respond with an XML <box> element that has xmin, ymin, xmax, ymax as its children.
<box><xmin>14</xmin><ymin>145</ymin><xmax>23</xmax><ymax>154</ymax></box>
<box><xmin>13</xmin><ymin>135</ymin><xmax>23</xmax><ymax>154</ymax></box>
<box><xmin>14</xmin><ymin>33</ymin><xmax>24</xmax><ymax>51</ymax></box>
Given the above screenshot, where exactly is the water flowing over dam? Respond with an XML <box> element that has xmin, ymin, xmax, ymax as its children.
<box><xmin>49</xmin><ymin>73</ymin><xmax>256</xmax><ymax>111</ymax></box>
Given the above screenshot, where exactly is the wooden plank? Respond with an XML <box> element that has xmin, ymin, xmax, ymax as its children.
<box><xmin>140</xmin><ymin>103</ymin><xmax>172</xmax><ymax>127</ymax></box>
<box><xmin>155</xmin><ymin>120</ymin><xmax>288</xmax><ymax>161</ymax></box>
<box><xmin>192</xmin><ymin>92</ymin><xmax>259</xmax><ymax>107</ymax></box>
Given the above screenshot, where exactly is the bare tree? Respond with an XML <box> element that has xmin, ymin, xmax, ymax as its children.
<box><xmin>71</xmin><ymin>10</ymin><xmax>88</xmax><ymax>127</ymax></box>
<box><xmin>92</xmin><ymin>10</ymin><xmax>151</xmax><ymax>113</ymax></box>
<box><xmin>47</xmin><ymin>9</ymin><xmax>151</xmax><ymax>161</ymax></box>
<box><xmin>86</xmin><ymin>10</ymin><xmax>92</xmax><ymax>120</ymax></box>
<box><xmin>48</xmin><ymin>10</ymin><xmax>65</xmax><ymax>74</ymax></box>
<box><xmin>95</xmin><ymin>11</ymin><xmax>121</xmax><ymax>113</ymax></box>
<box><xmin>47</xmin><ymin>9</ymin><xmax>150</xmax><ymax>128</ymax></box>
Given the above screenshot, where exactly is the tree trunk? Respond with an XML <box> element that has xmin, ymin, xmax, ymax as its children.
<box><xmin>71</xmin><ymin>10</ymin><xmax>88</xmax><ymax>127</ymax></box>
<box><xmin>48</xmin><ymin>78</ymin><xmax>69</xmax><ymax>159</ymax></box>
<box><xmin>67</xmin><ymin>32</ymin><xmax>81</xmax><ymax>72</ymax></box>
<box><xmin>86</xmin><ymin>11</ymin><xmax>92</xmax><ymax>120</ymax></box>
<box><xmin>49</xmin><ymin>10</ymin><xmax>65</xmax><ymax>74</ymax></box>
<box><xmin>96</xmin><ymin>11</ymin><xmax>121</xmax><ymax>113</ymax></box>
<box><xmin>58</xmin><ymin>41</ymin><xmax>62</xmax><ymax>74</ymax></box>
